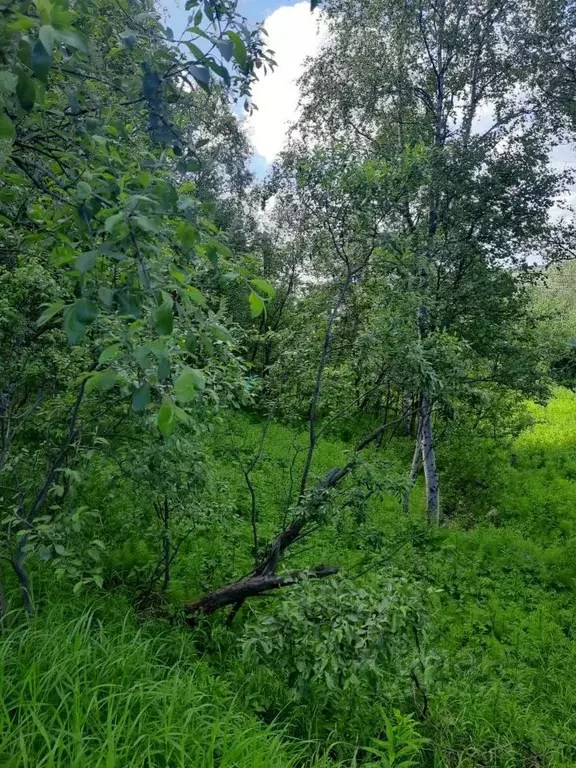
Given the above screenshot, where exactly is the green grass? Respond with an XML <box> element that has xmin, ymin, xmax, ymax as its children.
<box><xmin>0</xmin><ymin>600</ymin><xmax>334</xmax><ymax>768</ymax></box>
<box><xmin>203</xmin><ymin>392</ymin><xmax>576</xmax><ymax>766</ymax></box>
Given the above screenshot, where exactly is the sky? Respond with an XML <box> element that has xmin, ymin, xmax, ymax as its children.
<box><xmin>165</xmin><ymin>0</ymin><xmax>325</xmax><ymax>177</ymax></box>
<box><xmin>164</xmin><ymin>0</ymin><xmax>576</xmax><ymax>208</ymax></box>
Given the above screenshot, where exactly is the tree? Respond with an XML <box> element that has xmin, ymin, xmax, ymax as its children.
<box><xmin>292</xmin><ymin>0</ymin><xmax>576</xmax><ymax>521</ymax></box>
<box><xmin>0</xmin><ymin>0</ymin><xmax>276</xmax><ymax>614</ymax></box>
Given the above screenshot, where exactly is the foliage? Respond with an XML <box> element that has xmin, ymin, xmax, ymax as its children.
<box><xmin>0</xmin><ymin>600</ymin><xmax>333</xmax><ymax>768</ymax></box>
<box><xmin>2</xmin><ymin>1</ymin><xmax>576</xmax><ymax>766</ymax></box>
<box><xmin>242</xmin><ymin>575</ymin><xmax>426</xmax><ymax>724</ymax></box>
<box><xmin>363</xmin><ymin>710</ymin><xmax>428</xmax><ymax>768</ymax></box>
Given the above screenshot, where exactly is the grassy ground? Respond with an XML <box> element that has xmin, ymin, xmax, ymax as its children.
<box><xmin>0</xmin><ymin>598</ymin><xmax>338</xmax><ymax>768</ymax></box>
<box><xmin>1</xmin><ymin>390</ymin><xmax>576</xmax><ymax>766</ymax></box>
<box><xmin>203</xmin><ymin>390</ymin><xmax>576</xmax><ymax>766</ymax></box>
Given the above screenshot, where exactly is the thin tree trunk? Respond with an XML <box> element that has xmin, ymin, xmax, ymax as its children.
<box><xmin>420</xmin><ymin>394</ymin><xmax>440</xmax><ymax>524</ymax></box>
<box><xmin>12</xmin><ymin>535</ymin><xmax>33</xmax><ymax>616</ymax></box>
<box><xmin>402</xmin><ymin>394</ymin><xmax>412</xmax><ymax>435</ymax></box>
<box><xmin>185</xmin><ymin>566</ymin><xmax>339</xmax><ymax>621</ymax></box>
<box><xmin>403</xmin><ymin>423</ymin><xmax>422</xmax><ymax>513</ymax></box>
<box><xmin>161</xmin><ymin>498</ymin><xmax>170</xmax><ymax>593</ymax></box>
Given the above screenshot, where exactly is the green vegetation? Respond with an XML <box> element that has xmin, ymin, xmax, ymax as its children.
<box><xmin>2</xmin><ymin>0</ymin><xmax>576</xmax><ymax>765</ymax></box>
<box><xmin>2</xmin><ymin>392</ymin><xmax>576</xmax><ymax>765</ymax></box>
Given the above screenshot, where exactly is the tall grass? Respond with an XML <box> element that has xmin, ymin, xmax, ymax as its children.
<box><xmin>0</xmin><ymin>603</ymin><xmax>330</xmax><ymax>768</ymax></box>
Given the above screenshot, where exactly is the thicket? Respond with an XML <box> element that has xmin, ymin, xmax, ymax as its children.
<box><xmin>2</xmin><ymin>0</ymin><xmax>576</xmax><ymax>765</ymax></box>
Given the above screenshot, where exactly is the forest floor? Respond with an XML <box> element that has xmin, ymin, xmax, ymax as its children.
<box><xmin>1</xmin><ymin>390</ymin><xmax>576</xmax><ymax>767</ymax></box>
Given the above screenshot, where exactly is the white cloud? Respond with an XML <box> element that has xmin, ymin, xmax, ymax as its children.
<box><xmin>245</xmin><ymin>2</ymin><xmax>326</xmax><ymax>162</ymax></box>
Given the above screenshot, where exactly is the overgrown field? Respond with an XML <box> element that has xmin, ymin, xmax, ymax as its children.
<box><xmin>1</xmin><ymin>389</ymin><xmax>576</xmax><ymax>767</ymax></box>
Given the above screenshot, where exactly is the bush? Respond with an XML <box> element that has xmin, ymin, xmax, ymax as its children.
<box><xmin>241</xmin><ymin>574</ymin><xmax>428</xmax><ymax>749</ymax></box>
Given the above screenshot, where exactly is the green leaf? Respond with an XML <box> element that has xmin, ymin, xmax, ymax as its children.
<box><xmin>217</xmin><ymin>40</ymin><xmax>234</xmax><ymax>61</ymax></box>
<box><xmin>6</xmin><ymin>14</ymin><xmax>38</xmax><ymax>32</ymax></box>
<box><xmin>188</xmin><ymin>64</ymin><xmax>210</xmax><ymax>91</ymax></box>
<box><xmin>134</xmin><ymin>344</ymin><xmax>150</xmax><ymax>371</ymax></box>
<box><xmin>98</xmin><ymin>343</ymin><xmax>121</xmax><ymax>364</ymax></box>
<box><xmin>54</xmin><ymin>27</ymin><xmax>89</xmax><ymax>54</ymax></box>
<box><xmin>98</xmin><ymin>286</ymin><xmax>115</xmax><ymax>309</ymax></box>
<box><xmin>174</xmin><ymin>367</ymin><xmax>204</xmax><ymax>403</ymax></box>
<box><xmin>54</xmin><ymin>544</ymin><xmax>68</xmax><ymax>556</ymax></box>
<box><xmin>39</xmin><ymin>546</ymin><xmax>52</xmax><ymax>561</ymax></box>
<box><xmin>132</xmin><ymin>383</ymin><xmax>150</xmax><ymax>412</ymax></box>
<box><xmin>208</xmin><ymin>61</ymin><xmax>230</xmax><ymax>87</ymax></box>
<box><xmin>75</xmin><ymin>250</ymin><xmax>97</xmax><ymax>273</ymax></box>
<box><xmin>64</xmin><ymin>298</ymin><xmax>98</xmax><ymax>344</ymax></box>
<box><xmin>37</xmin><ymin>301</ymin><xmax>66</xmax><ymax>326</ymax></box>
<box><xmin>0</xmin><ymin>112</ymin><xmax>15</xmax><ymax>140</ymax></box>
<box><xmin>184</xmin><ymin>41</ymin><xmax>205</xmax><ymax>61</ymax></box>
<box><xmin>227</xmin><ymin>31</ymin><xmax>247</xmax><ymax>69</ymax></box>
<box><xmin>249</xmin><ymin>291</ymin><xmax>265</xmax><ymax>318</ymax></box>
<box><xmin>176</xmin><ymin>221</ymin><xmax>197</xmax><ymax>249</ymax></box>
<box><xmin>0</xmin><ymin>72</ymin><xmax>18</xmax><ymax>94</ymax></box>
<box><xmin>32</xmin><ymin>39</ymin><xmax>52</xmax><ymax>82</ymax></box>
<box><xmin>184</xmin><ymin>286</ymin><xmax>206</xmax><ymax>306</ymax></box>
<box><xmin>132</xmin><ymin>215</ymin><xmax>156</xmax><ymax>233</ymax></box>
<box><xmin>190</xmin><ymin>368</ymin><xmax>205</xmax><ymax>390</ymax></box>
<box><xmin>251</xmin><ymin>278</ymin><xmax>276</xmax><ymax>297</ymax></box>
<box><xmin>16</xmin><ymin>72</ymin><xmax>36</xmax><ymax>111</ymax></box>
<box><xmin>104</xmin><ymin>211</ymin><xmax>124</xmax><ymax>233</ymax></box>
<box><xmin>205</xmin><ymin>238</ymin><xmax>232</xmax><ymax>260</ymax></box>
<box><xmin>39</xmin><ymin>25</ymin><xmax>55</xmax><ymax>55</ymax></box>
<box><xmin>157</xmin><ymin>399</ymin><xmax>175</xmax><ymax>436</ymax></box>
<box><xmin>76</xmin><ymin>181</ymin><xmax>92</xmax><ymax>200</ymax></box>
<box><xmin>85</xmin><ymin>370</ymin><xmax>117</xmax><ymax>394</ymax></box>
<box><xmin>116</xmin><ymin>291</ymin><xmax>141</xmax><ymax>318</ymax></box>
<box><xmin>155</xmin><ymin>304</ymin><xmax>173</xmax><ymax>336</ymax></box>
<box><xmin>157</xmin><ymin>358</ymin><xmax>171</xmax><ymax>381</ymax></box>
<box><xmin>209</xmin><ymin>323</ymin><xmax>232</xmax><ymax>342</ymax></box>
<box><xmin>173</xmin><ymin>405</ymin><xmax>192</xmax><ymax>425</ymax></box>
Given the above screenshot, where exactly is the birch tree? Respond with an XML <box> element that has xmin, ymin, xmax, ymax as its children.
<box><xmin>295</xmin><ymin>0</ymin><xmax>576</xmax><ymax>521</ymax></box>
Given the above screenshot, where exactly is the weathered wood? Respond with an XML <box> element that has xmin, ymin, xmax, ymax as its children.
<box><xmin>184</xmin><ymin>565</ymin><xmax>339</xmax><ymax>621</ymax></box>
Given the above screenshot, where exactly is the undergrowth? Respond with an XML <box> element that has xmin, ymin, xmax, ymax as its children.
<box><xmin>0</xmin><ymin>600</ymin><xmax>334</xmax><ymax>768</ymax></box>
<box><xmin>1</xmin><ymin>389</ymin><xmax>576</xmax><ymax>766</ymax></box>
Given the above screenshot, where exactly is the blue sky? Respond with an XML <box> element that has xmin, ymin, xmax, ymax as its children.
<box><xmin>165</xmin><ymin>0</ymin><xmax>297</xmax><ymax>40</ymax></box>
<box><xmin>164</xmin><ymin>1</ymin><xmax>325</xmax><ymax>177</ymax></box>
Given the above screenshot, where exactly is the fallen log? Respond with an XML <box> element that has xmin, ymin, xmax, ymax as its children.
<box><xmin>184</xmin><ymin>564</ymin><xmax>339</xmax><ymax>622</ymax></box>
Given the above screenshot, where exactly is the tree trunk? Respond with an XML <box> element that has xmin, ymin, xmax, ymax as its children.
<box><xmin>420</xmin><ymin>394</ymin><xmax>440</xmax><ymax>524</ymax></box>
<box><xmin>161</xmin><ymin>497</ymin><xmax>170</xmax><ymax>593</ymax></box>
<box><xmin>12</xmin><ymin>535</ymin><xmax>33</xmax><ymax>616</ymax></box>
<box><xmin>403</xmin><ymin>424</ymin><xmax>422</xmax><ymax>513</ymax></box>
<box><xmin>184</xmin><ymin>565</ymin><xmax>338</xmax><ymax>622</ymax></box>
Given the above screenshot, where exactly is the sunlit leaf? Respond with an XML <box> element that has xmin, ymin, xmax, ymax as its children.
<box><xmin>251</xmin><ymin>278</ymin><xmax>276</xmax><ymax>297</ymax></box>
<box><xmin>157</xmin><ymin>398</ymin><xmax>175</xmax><ymax>436</ymax></box>
<box><xmin>0</xmin><ymin>112</ymin><xmax>15</xmax><ymax>139</ymax></box>
<box><xmin>98</xmin><ymin>344</ymin><xmax>121</xmax><ymax>364</ymax></box>
<box><xmin>37</xmin><ymin>301</ymin><xmax>66</xmax><ymax>327</ymax></box>
<box><xmin>249</xmin><ymin>291</ymin><xmax>265</xmax><ymax>318</ymax></box>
